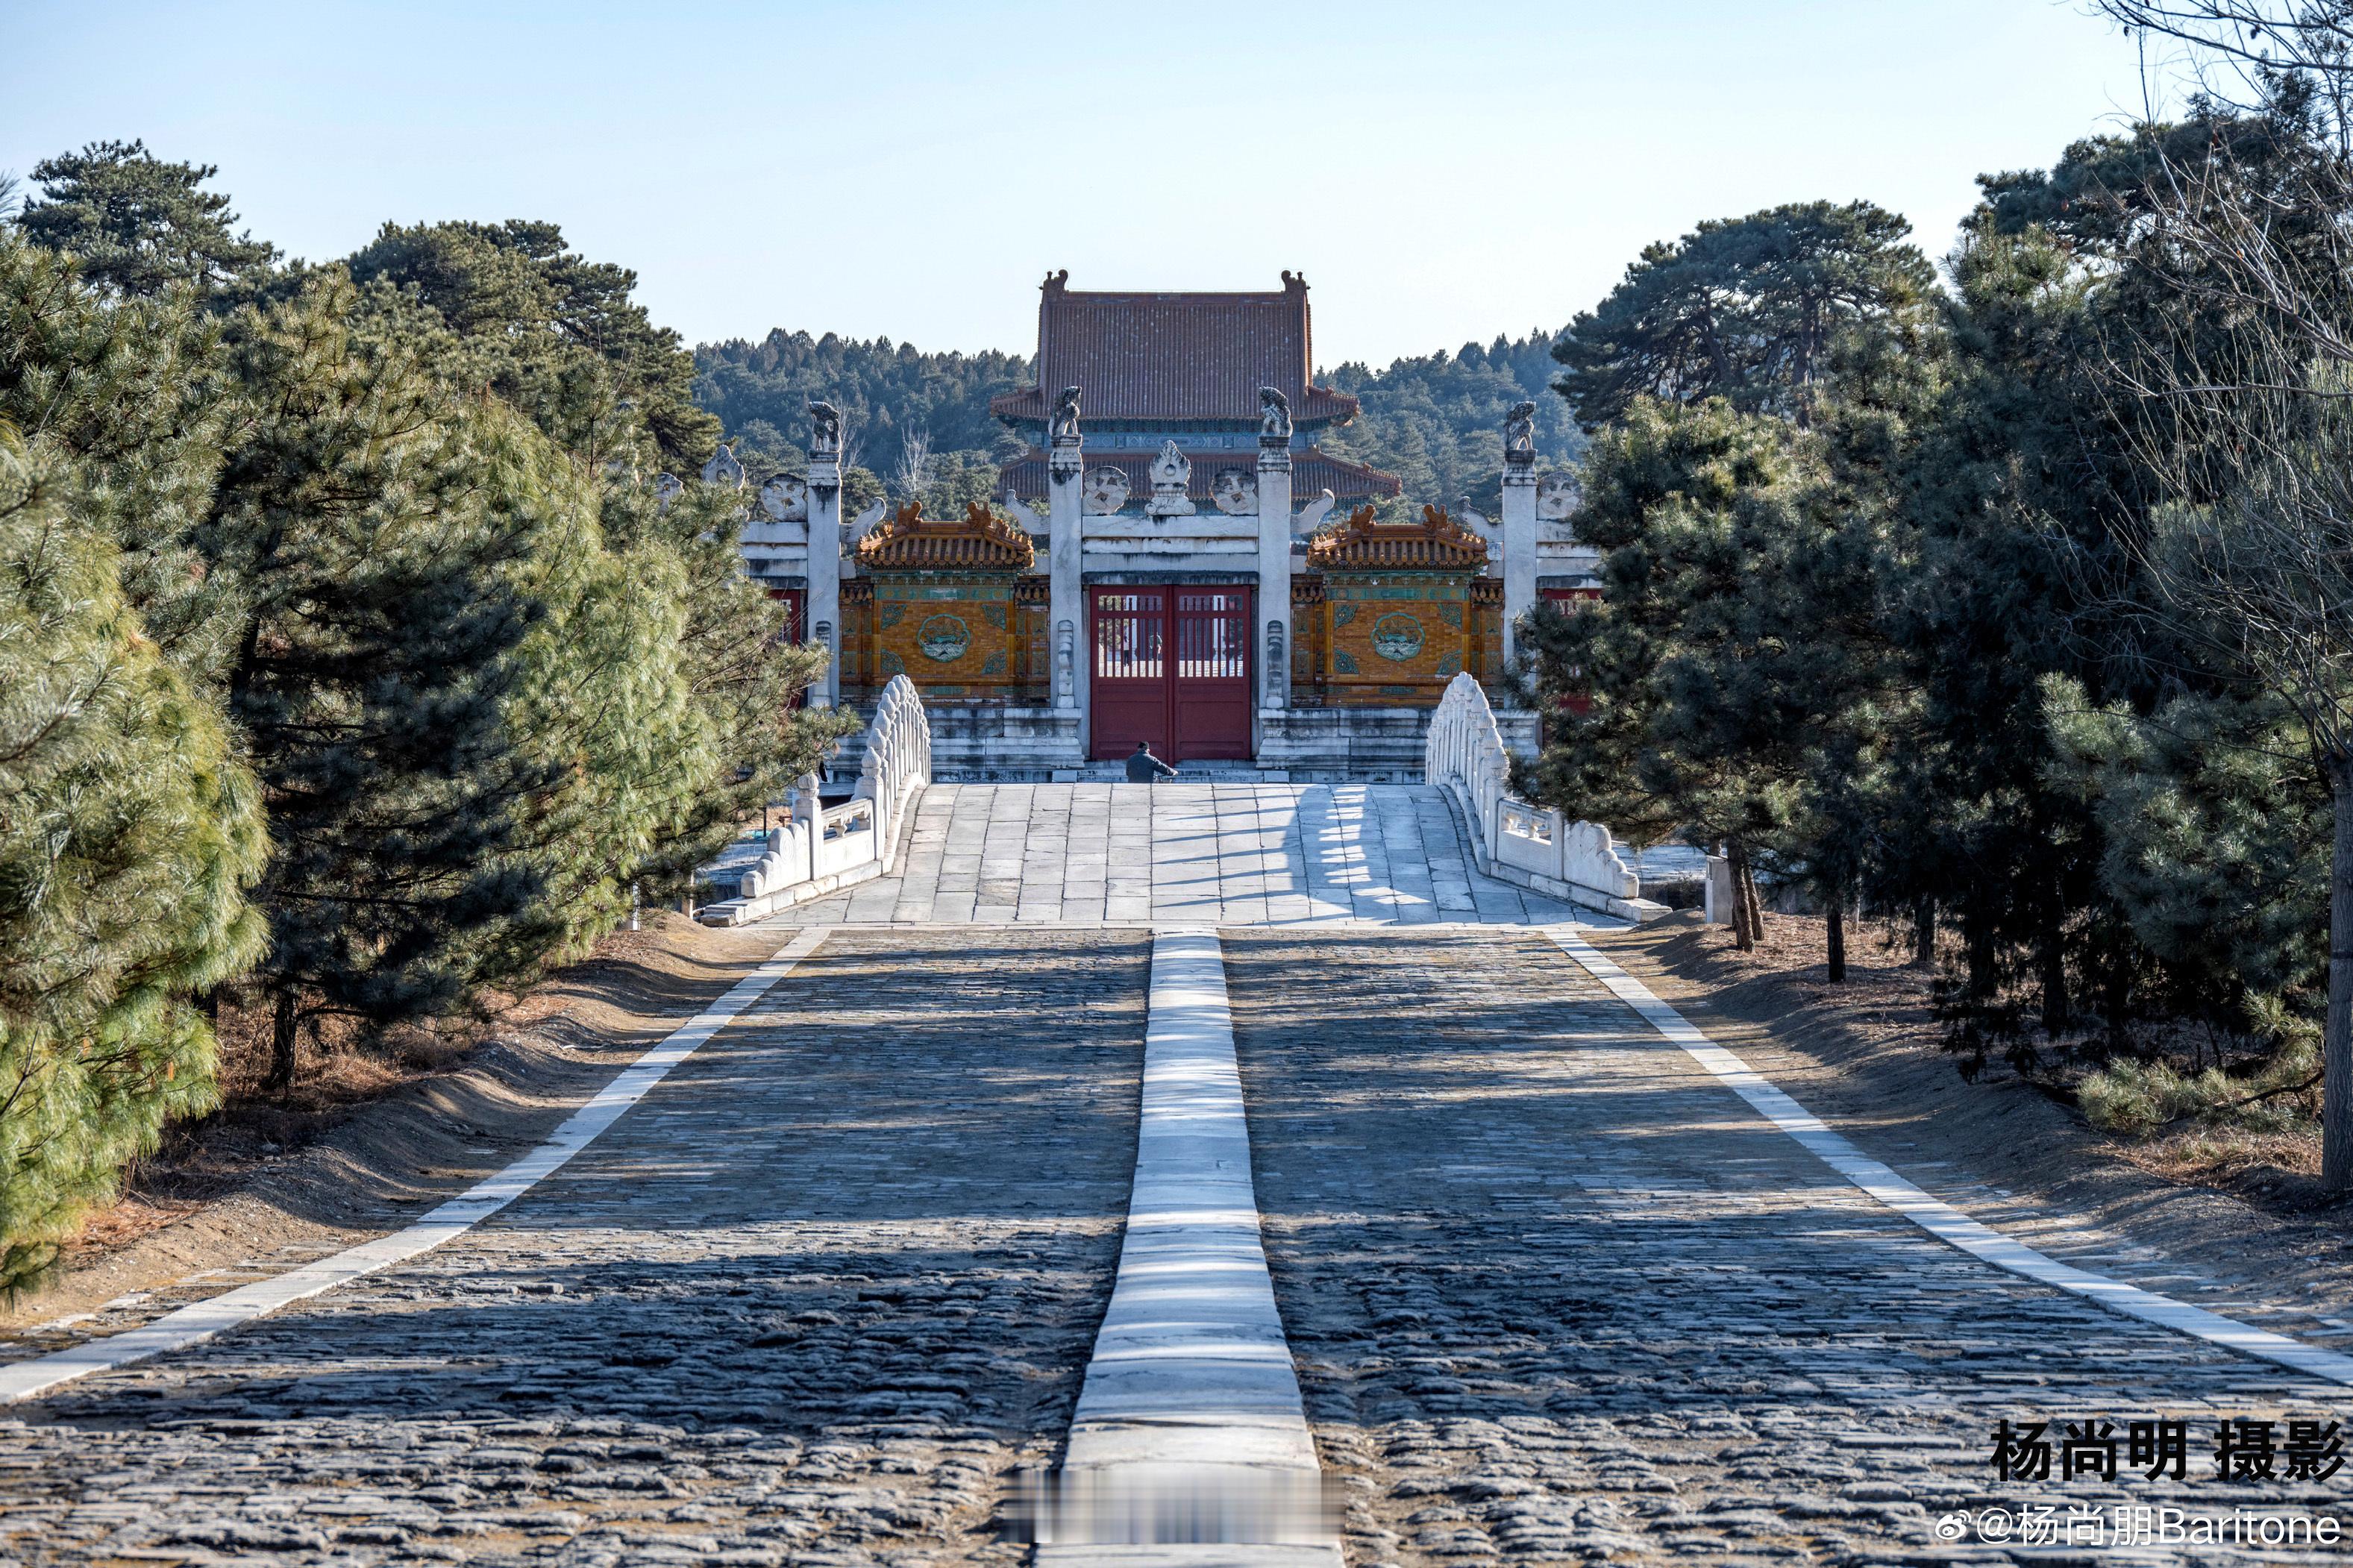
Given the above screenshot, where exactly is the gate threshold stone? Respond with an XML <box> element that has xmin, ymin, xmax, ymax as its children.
<box><xmin>1034</xmin><ymin>927</ymin><xmax>1340</xmax><ymax>1567</ymax></box>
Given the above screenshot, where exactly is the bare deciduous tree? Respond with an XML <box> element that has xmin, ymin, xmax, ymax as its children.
<box><xmin>893</xmin><ymin>425</ymin><xmax>932</xmax><ymax>502</ymax></box>
<box><xmin>2093</xmin><ymin>0</ymin><xmax>2353</xmax><ymax>1185</ymax></box>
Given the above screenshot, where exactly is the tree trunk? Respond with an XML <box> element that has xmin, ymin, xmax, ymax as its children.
<box><xmin>267</xmin><ymin>989</ymin><xmax>300</xmax><ymax>1094</ymax></box>
<box><xmin>1738</xmin><ymin>857</ymin><xmax>1766</xmax><ymax>947</ymax></box>
<box><xmin>2039</xmin><ymin>891</ymin><xmax>2070</xmax><ymax>1041</ymax></box>
<box><xmin>1914</xmin><ymin>897</ymin><xmax>1936</xmax><ymax>966</ymax></box>
<box><xmin>1726</xmin><ymin>838</ymin><xmax>1756</xmax><ymax>952</ymax></box>
<box><xmin>2327</xmin><ymin>773</ymin><xmax>2353</xmax><ymax>1191</ymax></box>
<box><xmin>1827</xmin><ymin>899</ymin><xmax>1847</xmax><ymax>983</ymax></box>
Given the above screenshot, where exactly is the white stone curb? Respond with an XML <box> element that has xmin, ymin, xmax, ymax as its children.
<box><xmin>1543</xmin><ymin>926</ymin><xmax>2353</xmax><ymax>1390</ymax></box>
<box><xmin>0</xmin><ymin>928</ymin><xmax>832</xmax><ymax>1406</ymax></box>
<box><xmin>1035</xmin><ymin>926</ymin><xmax>1340</xmax><ymax>1564</ymax></box>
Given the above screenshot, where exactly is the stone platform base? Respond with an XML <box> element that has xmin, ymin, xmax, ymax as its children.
<box><xmin>824</xmin><ymin>702</ymin><xmax>1541</xmax><ymax>785</ymax></box>
<box><xmin>1254</xmin><ymin>706</ymin><xmax>1538</xmax><ymax>782</ymax></box>
<box><xmin>828</xmin><ymin>704</ymin><xmax>1084</xmax><ymax>784</ymax></box>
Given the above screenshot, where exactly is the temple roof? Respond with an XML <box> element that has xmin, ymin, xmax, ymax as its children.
<box><xmin>1000</xmin><ymin>445</ymin><xmax>1402</xmax><ymax>506</ymax></box>
<box><xmin>855</xmin><ymin>500</ymin><xmax>1036</xmax><ymax>573</ymax></box>
<box><xmin>1306</xmin><ymin>504</ymin><xmax>1488</xmax><ymax>574</ymax></box>
<box><xmin>988</xmin><ymin>271</ymin><xmax>1361</xmax><ymax>427</ymax></box>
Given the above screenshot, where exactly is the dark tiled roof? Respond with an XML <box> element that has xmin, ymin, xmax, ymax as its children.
<box><xmin>1306</xmin><ymin>504</ymin><xmax>1488</xmax><ymax>574</ymax></box>
<box><xmin>1000</xmin><ymin>445</ymin><xmax>1403</xmax><ymax>505</ymax></box>
<box><xmin>988</xmin><ymin>271</ymin><xmax>1360</xmax><ymax>426</ymax></box>
<box><xmin>855</xmin><ymin>501</ymin><xmax>1036</xmax><ymax>573</ymax></box>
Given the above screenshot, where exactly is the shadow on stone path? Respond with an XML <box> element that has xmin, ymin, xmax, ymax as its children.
<box><xmin>1225</xmin><ymin>927</ymin><xmax>2346</xmax><ymax>1567</ymax></box>
<box><xmin>0</xmin><ymin>930</ymin><xmax>1150</xmax><ymax>1567</ymax></box>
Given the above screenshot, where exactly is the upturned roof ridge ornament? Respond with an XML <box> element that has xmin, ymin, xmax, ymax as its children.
<box><xmin>1306</xmin><ymin>501</ymin><xmax>1488</xmax><ymax>572</ymax></box>
<box><xmin>855</xmin><ymin>497</ymin><xmax>1037</xmax><ymax>572</ymax></box>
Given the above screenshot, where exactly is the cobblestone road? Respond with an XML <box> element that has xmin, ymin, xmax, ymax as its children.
<box><xmin>8</xmin><ymin>911</ymin><xmax>2352</xmax><ymax>1567</ymax></box>
<box><xmin>1222</xmin><ymin>927</ymin><xmax>2349</xmax><ymax>1567</ymax></box>
<box><xmin>0</xmin><ymin>930</ymin><xmax>1150</xmax><ymax>1567</ymax></box>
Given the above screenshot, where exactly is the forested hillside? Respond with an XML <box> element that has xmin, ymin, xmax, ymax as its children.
<box><xmin>689</xmin><ymin>324</ymin><xmax>1582</xmax><ymax>513</ymax></box>
<box><xmin>692</xmin><ymin>330</ymin><xmax>1030</xmax><ymax>489</ymax></box>
<box><xmin>1323</xmin><ymin>330</ymin><xmax>1584</xmax><ymax>513</ymax></box>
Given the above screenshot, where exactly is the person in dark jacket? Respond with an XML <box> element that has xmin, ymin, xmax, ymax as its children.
<box><xmin>1126</xmin><ymin>741</ymin><xmax>1178</xmax><ymax>783</ymax></box>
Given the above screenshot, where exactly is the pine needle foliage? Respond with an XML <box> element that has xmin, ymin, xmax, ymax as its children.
<box><xmin>0</xmin><ymin>438</ymin><xmax>266</xmax><ymax>1293</ymax></box>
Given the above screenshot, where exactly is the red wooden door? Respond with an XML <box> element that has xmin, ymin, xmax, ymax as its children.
<box><xmin>1091</xmin><ymin>589</ymin><xmax>1168</xmax><ymax>759</ymax></box>
<box><xmin>1089</xmin><ymin>586</ymin><xmax>1253</xmax><ymax>762</ymax></box>
<box><xmin>768</xmin><ymin>588</ymin><xmax>808</xmax><ymax>709</ymax></box>
<box><xmin>1171</xmin><ymin>588</ymin><xmax>1253</xmax><ymax>759</ymax></box>
<box><xmin>767</xmin><ymin>587</ymin><xmax>806</xmax><ymax>641</ymax></box>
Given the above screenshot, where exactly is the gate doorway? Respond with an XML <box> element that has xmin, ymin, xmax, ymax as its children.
<box><xmin>767</xmin><ymin>587</ymin><xmax>807</xmax><ymax>709</ymax></box>
<box><xmin>1089</xmin><ymin>585</ymin><xmax>1253</xmax><ymax>762</ymax></box>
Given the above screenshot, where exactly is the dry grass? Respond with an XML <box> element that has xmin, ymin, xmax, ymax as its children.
<box><xmin>133</xmin><ymin>914</ymin><xmax>720</xmax><ymax>1208</ymax></box>
<box><xmin>1658</xmin><ymin>910</ymin><xmax>2336</xmax><ymax>1211</ymax></box>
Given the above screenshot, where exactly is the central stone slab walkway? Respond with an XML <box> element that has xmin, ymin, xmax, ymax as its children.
<box><xmin>1039</xmin><ymin>929</ymin><xmax>1337</xmax><ymax>1565</ymax></box>
<box><xmin>779</xmin><ymin>784</ymin><xmax>1588</xmax><ymax>927</ymax></box>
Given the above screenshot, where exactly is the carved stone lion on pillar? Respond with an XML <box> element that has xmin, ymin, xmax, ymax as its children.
<box><xmin>1504</xmin><ymin>400</ymin><xmax>1538</xmax><ymax>455</ymax></box>
<box><xmin>809</xmin><ymin>401</ymin><xmax>844</xmax><ymax>458</ymax></box>
<box><xmin>1050</xmin><ymin>385</ymin><xmax>1082</xmax><ymax>445</ymax></box>
<box><xmin>1259</xmin><ymin>386</ymin><xmax>1293</xmax><ymax>442</ymax></box>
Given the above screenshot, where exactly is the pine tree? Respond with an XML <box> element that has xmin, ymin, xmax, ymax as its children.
<box><xmin>1520</xmin><ymin>398</ymin><xmax>1832</xmax><ymax>950</ymax></box>
<box><xmin>602</xmin><ymin>476</ymin><xmax>851</xmax><ymax>900</ymax></box>
<box><xmin>1553</xmin><ymin>201</ymin><xmax>1937</xmax><ymax>431</ymax></box>
<box><xmin>0</xmin><ymin>436</ymin><xmax>266</xmax><ymax>1293</ymax></box>
<box><xmin>17</xmin><ymin>141</ymin><xmax>278</xmax><ymax>298</ymax></box>
<box><xmin>0</xmin><ymin>230</ymin><xmax>239</xmax><ymax>682</ymax></box>
<box><xmin>347</xmin><ymin>219</ymin><xmax>718</xmax><ymax>470</ymax></box>
<box><xmin>204</xmin><ymin>274</ymin><xmax>557</xmax><ymax>1088</ymax></box>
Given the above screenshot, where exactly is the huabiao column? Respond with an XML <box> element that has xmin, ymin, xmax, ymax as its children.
<box><xmin>1256</xmin><ymin>386</ymin><xmax>1294</xmax><ymax>711</ymax></box>
<box><xmin>1500</xmin><ymin>399</ymin><xmax>1538</xmax><ymax>668</ymax></box>
<box><xmin>806</xmin><ymin>401</ymin><xmax>845</xmax><ymax>708</ymax></box>
<box><xmin>1045</xmin><ymin>386</ymin><xmax>1086</xmax><ymax>736</ymax></box>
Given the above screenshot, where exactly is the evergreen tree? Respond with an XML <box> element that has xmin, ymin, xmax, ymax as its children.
<box><xmin>0</xmin><ymin>230</ymin><xmax>239</xmax><ymax>682</ymax></box>
<box><xmin>203</xmin><ymin>274</ymin><xmax>557</xmax><ymax>1088</ymax></box>
<box><xmin>0</xmin><ymin>436</ymin><xmax>266</xmax><ymax>1293</ymax></box>
<box><xmin>17</xmin><ymin>140</ymin><xmax>278</xmax><ymax>298</ymax></box>
<box><xmin>1553</xmin><ymin>201</ymin><xmax>1936</xmax><ymax>431</ymax></box>
<box><xmin>602</xmin><ymin>475</ymin><xmax>851</xmax><ymax>900</ymax></box>
<box><xmin>348</xmin><ymin>219</ymin><xmax>719</xmax><ymax>470</ymax></box>
<box><xmin>1520</xmin><ymin>398</ymin><xmax>1840</xmax><ymax>951</ymax></box>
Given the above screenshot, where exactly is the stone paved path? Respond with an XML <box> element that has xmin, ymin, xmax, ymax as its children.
<box><xmin>777</xmin><ymin>785</ymin><xmax>1585</xmax><ymax>927</ymax></box>
<box><xmin>0</xmin><ymin>930</ymin><xmax>1150</xmax><ymax>1567</ymax></box>
<box><xmin>10</xmin><ymin>808</ymin><xmax>2353</xmax><ymax>1566</ymax></box>
<box><xmin>1223</xmin><ymin>927</ymin><xmax>2350</xmax><ymax>1567</ymax></box>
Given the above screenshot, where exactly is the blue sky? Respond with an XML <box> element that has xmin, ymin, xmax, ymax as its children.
<box><xmin>7</xmin><ymin>1</ymin><xmax>2155</xmax><ymax>366</ymax></box>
